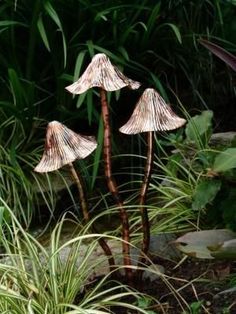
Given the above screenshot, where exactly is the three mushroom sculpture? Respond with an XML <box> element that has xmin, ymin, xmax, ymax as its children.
<box><xmin>34</xmin><ymin>120</ymin><xmax>115</xmax><ymax>271</ymax></box>
<box><xmin>35</xmin><ymin>53</ymin><xmax>187</xmax><ymax>282</ymax></box>
<box><xmin>66</xmin><ymin>53</ymin><xmax>141</xmax><ymax>280</ymax></box>
<box><xmin>120</xmin><ymin>88</ymin><xmax>186</xmax><ymax>269</ymax></box>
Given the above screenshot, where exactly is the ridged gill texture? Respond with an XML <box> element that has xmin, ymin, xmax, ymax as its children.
<box><xmin>119</xmin><ymin>88</ymin><xmax>186</xmax><ymax>134</ymax></box>
<box><xmin>66</xmin><ymin>53</ymin><xmax>141</xmax><ymax>94</ymax></box>
<box><xmin>34</xmin><ymin>121</ymin><xmax>97</xmax><ymax>172</ymax></box>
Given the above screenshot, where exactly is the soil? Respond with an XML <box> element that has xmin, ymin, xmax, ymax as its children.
<box><xmin>143</xmin><ymin>258</ymin><xmax>236</xmax><ymax>314</ymax></box>
<box><xmin>82</xmin><ymin>258</ymin><xmax>236</xmax><ymax>314</ymax></box>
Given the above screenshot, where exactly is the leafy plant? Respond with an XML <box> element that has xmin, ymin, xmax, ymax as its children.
<box><xmin>135</xmin><ymin>295</ymin><xmax>158</xmax><ymax>314</ymax></box>
<box><xmin>0</xmin><ymin>0</ymin><xmax>235</xmax><ymax>226</ymax></box>
<box><xmin>0</xmin><ymin>199</ymin><xmax>153</xmax><ymax>314</ymax></box>
<box><xmin>146</xmin><ymin>108</ymin><xmax>236</xmax><ymax>235</ymax></box>
<box><xmin>182</xmin><ymin>300</ymin><xmax>203</xmax><ymax>314</ymax></box>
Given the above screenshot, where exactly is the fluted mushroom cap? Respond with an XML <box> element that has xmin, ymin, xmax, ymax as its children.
<box><xmin>34</xmin><ymin>121</ymin><xmax>97</xmax><ymax>173</ymax></box>
<box><xmin>66</xmin><ymin>53</ymin><xmax>141</xmax><ymax>94</ymax></box>
<box><xmin>119</xmin><ymin>88</ymin><xmax>186</xmax><ymax>135</ymax></box>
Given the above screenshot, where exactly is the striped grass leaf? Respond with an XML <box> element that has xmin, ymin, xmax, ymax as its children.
<box><xmin>0</xmin><ymin>201</ymin><xmax>155</xmax><ymax>314</ymax></box>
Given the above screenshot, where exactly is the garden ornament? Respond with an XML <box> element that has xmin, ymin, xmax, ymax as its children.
<box><xmin>119</xmin><ymin>88</ymin><xmax>186</xmax><ymax>270</ymax></box>
<box><xmin>34</xmin><ymin>121</ymin><xmax>115</xmax><ymax>270</ymax></box>
<box><xmin>66</xmin><ymin>53</ymin><xmax>141</xmax><ymax>281</ymax></box>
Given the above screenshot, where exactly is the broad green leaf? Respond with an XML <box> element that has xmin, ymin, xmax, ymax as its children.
<box><xmin>185</xmin><ymin>110</ymin><xmax>213</xmax><ymax>144</ymax></box>
<box><xmin>175</xmin><ymin>229</ymin><xmax>236</xmax><ymax>259</ymax></box>
<box><xmin>189</xmin><ymin>301</ymin><xmax>203</xmax><ymax>314</ymax></box>
<box><xmin>192</xmin><ymin>179</ymin><xmax>221</xmax><ymax>211</ymax></box>
<box><xmin>213</xmin><ymin>148</ymin><xmax>236</xmax><ymax>172</ymax></box>
<box><xmin>37</xmin><ymin>15</ymin><xmax>50</xmax><ymax>52</ymax></box>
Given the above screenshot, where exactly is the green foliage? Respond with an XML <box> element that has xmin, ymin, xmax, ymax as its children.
<box><xmin>182</xmin><ymin>300</ymin><xmax>203</xmax><ymax>314</ymax></box>
<box><xmin>153</xmin><ymin>109</ymin><xmax>236</xmax><ymax>231</ymax></box>
<box><xmin>0</xmin><ymin>115</ymin><xmax>76</xmax><ymax>226</ymax></box>
<box><xmin>213</xmin><ymin>148</ymin><xmax>236</xmax><ymax>172</ymax></box>
<box><xmin>135</xmin><ymin>295</ymin><xmax>157</xmax><ymax>314</ymax></box>
<box><xmin>0</xmin><ymin>1</ymin><xmax>235</xmax><ymax>310</ymax></box>
<box><xmin>211</xmin><ymin>187</ymin><xmax>236</xmax><ymax>230</ymax></box>
<box><xmin>192</xmin><ymin>179</ymin><xmax>221</xmax><ymax>211</ymax></box>
<box><xmin>0</xmin><ymin>200</ymin><xmax>152</xmax><ymax>314</ymax></box>
<box><xmin>0</xmin><ymin>0</ymin><xmax>234</xmax><ymax>255</ymax></box>
<box><xmin>185</xmin><ymin>110</ymin><xmax>213</xmax><ymax>148</ymax></box>
<box><xmin>0</xmin><ymin>0</ymin><xmax>235</xmax><ymax>225</ymax></box>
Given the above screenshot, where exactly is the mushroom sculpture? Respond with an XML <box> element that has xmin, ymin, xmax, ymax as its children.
<box><xmin>119</xmin><ymin>88</ymin><xmax>186</xmax><ymax>270</ymax></box>
<box><xmin>34</xmin><ymin>120</ymin><xmax>115</xmax><ymax>271</ymax></box>
<box><xmin>66</xmin><ymin>53</ymin><xmax>141</xmax><ymax>280</ymax></box>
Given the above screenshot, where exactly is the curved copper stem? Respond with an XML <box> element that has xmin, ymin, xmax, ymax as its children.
<box><xmin>137</xmin><ymin>131</ymin><xmax>153</xmax><ymax>275</ymax></box>
<box><xmin>100</xmin><ymin>89</ymin><xmax>132</xmax><ymax>281</ymax></box>
<box><xmin>68</xmin><ymin>162</ymin><xmax>116</xmax><ymax>272</ymax></box>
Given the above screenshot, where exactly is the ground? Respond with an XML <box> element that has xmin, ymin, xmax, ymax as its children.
<box><xmin>82</xmin><ymin>258</ymin><xmax>236</xmax><ymax>314</ymax></box>
<box><xmin>141</xmin><ymin>258</ymin><xmax>236</xmax><ymax>314</ymax></box>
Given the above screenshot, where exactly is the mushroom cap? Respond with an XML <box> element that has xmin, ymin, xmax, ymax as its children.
<box><xmin>119</xmin><ymin>88</ymin><xmax>186</xmax><ymax>134</ymax></box>
<box><xmin>34</xmin><ymin>121</ymin><xmax>97</xmax><ymax>173</ymax></box>
<box><xmin>66</xmin><ymin>53</ymin><xmax>141</xmax><ymax>94</ymax></box>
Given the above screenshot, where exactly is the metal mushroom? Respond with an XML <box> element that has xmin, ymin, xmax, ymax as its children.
<box><xmin>65</xmin><ymin>53</ymin><xmax>140</xmax><ymax>94</ymax></box>
<box><xmin>119</xmin><ymin>88</ymin><xmax>186</xmax><ymax>270</ymax></box>
<box><xmin>34</xmin><ymin>120</ymin><xmax>115</xmax><ymax>270</ymax></box>
<box><xmin>66</xmin><ymin>53</ymin><xmax>141</xmax><ymax>281</ymax></box>
<box><xmin>34</xmin><ymin>121</ymin><xmax>97</xmax><ymax>173</ymax></box>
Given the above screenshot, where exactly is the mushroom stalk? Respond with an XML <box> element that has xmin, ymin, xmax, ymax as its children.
<box><xmin>139</xmin><ymin>131</ymin><xmax>153</xmax><ymax>260</ymax></box>
<box><xmin>68</xmin><ymin>162</ymin><xmax>116</xmax><ymax>271</ymax></box>
<box><xmin>100</xmin><ymin>89</ymin><xmax>132</xmax><ymax>280</ymax></box>
<box><xmin>68</xmin><ymin>162</ymin><xmax>89</xmax><ymax>222</ymax></box>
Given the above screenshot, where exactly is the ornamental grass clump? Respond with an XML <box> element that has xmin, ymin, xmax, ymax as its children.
<box><xmin>0</xmin><ymin>200</ymin><xmax>152</xmax><ymax>314</ymax></box>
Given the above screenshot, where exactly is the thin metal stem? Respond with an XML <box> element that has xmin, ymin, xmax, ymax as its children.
<box><xmin>137</xmin><ymin>131</ymin><xmax>153</xmax><ymax>276</ymax></box>
<box><xmin>100</xmin><ymin>89</ymin><xmax>132</xmax><ymax>281</ymax></box>
<box><xmin>68</xmin><ymin>162</ymin><xmax>116</xmax><ymax>272</ymax></box>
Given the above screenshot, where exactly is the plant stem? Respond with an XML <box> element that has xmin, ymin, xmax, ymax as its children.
<box><xmin>68</xmin><ymin>162</ymin><xmax>89</xmax><ymax>222</ymax></box>
<box><xmin>137</xmin><ymin>131</ymin><xmax>153</xmax><ymax>274</ymax></box>
<box><xmin>100</xmin><ymin>89</ymin><xmax>132</xmax><ymax>281</ymax></box>
<box><xmin>68</xmin><ymin>162</ymin><xmax>116</xmax><ymax>272</ymax></box>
